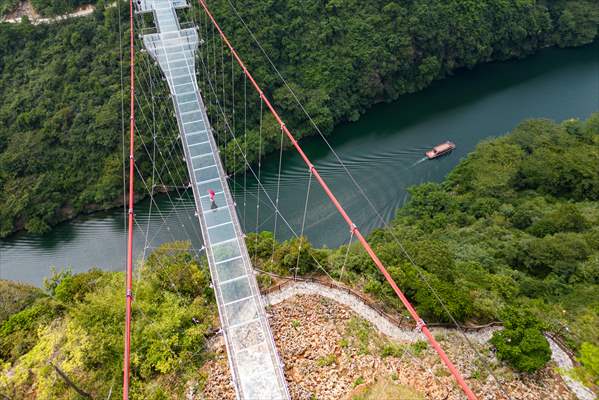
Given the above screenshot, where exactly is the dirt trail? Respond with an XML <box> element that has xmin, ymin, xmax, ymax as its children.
<box><xmin>1</xmin><ymin>1</ymin><xmax>97</xmax><ymax>24</ymax></box>
<box><xmin>1</xmin><ymin>0</ymin><xmax>39</xmax><ymax>22</ymax></box>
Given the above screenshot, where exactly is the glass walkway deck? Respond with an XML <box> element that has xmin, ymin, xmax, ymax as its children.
<box><xmin>139</xmin><ymin>1</ymin><xmax>290</xmax><ymax>399</ymax></box>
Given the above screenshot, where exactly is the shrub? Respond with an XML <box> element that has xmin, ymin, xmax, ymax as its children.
<box><xmin>0</xmin><ymin>297</ymin><xmax>64</xmax><ymax>361</ymax></box>
<box><xmin>414</xmin><ymin>277</ymin><xmax>474</xmax><ymax>322</ymax></box>
<box><xmin>352</xmin><ymin>376</ymin><xmax>365</xmax><ymax>387</ymax></box>
<box><xmin>53</xmin><ymin>268</ymin><xmax>106</xmax><ymax>304</ymax></box>
<box><xmin>316</xmin><ymin>353</ymin><xmax>336</xmax><ymax>367</ymax></box>
<box><xmin>576</xmin><ymin>342</ymin><xmax>599</xmax><ymax>387</ymax></box>
<box><xmin>490</xmin><ymin>307</ymin><xmax>550</xmax><ymax>372</ymax></box>
<box><xmin>410</xmin><ymin>340</ymin><xmax>428</xmax><ymax>356</ymax></box>
<box><xmin>380</xmin><ymin>343</ymin><xmax>404</xmax><ymax>358</ymax></box>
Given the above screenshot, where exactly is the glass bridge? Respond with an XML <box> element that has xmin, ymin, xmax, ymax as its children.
<box><xmin>138</xmin><ymin>1</ymin><xmax>290</xmax><ymax>398</ymax></box>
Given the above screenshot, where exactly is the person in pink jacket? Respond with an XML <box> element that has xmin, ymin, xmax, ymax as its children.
<box><xmin>208</xmin><ymin>189</ymin><xmax>217</xmax><ymax>209</ymax></box>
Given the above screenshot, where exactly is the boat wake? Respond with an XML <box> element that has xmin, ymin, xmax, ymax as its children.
<box><xmin>410</xmin><ymin>157</ymin><xmax>428</xmax><ymax>168</ymax></box>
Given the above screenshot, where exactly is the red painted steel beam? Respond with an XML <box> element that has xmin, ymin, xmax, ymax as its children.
<box><xmin>197</xmin><ymin>1</ymin><xmax>478</xmax><ymax>399</ymax></box>
<box><xmin>122</xmin><ymin>0</ymin><xmax>136</xmax><ymax>399</ymax></box>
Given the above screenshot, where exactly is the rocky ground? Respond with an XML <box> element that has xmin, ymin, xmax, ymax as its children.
<box><xmin>200</xmin><ymin>294</ymin><xmax>576</xmax><ymax>400</ymax></box>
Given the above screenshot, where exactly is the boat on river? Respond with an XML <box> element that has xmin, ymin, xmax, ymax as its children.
<box><xmin>426</xmin><ymin>141</ymin><xmax>455</xmax><ymax>159</ymax></box>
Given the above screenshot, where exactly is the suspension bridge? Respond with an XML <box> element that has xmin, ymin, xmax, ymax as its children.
<box><xmin>122</xmin><ymin>1</ymin><xmax>483</xmax><ymax>399</ymax></box>
<box><xmin>139</xmin><ymin>0</ymin><xmax>288</xmax><ymax>398</ymax></box>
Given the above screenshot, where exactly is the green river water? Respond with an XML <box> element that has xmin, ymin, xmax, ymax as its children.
<box><xmin>1</xmin><ymin>42</ymin><xmax>598</xmax><ymax>285</ymax></box>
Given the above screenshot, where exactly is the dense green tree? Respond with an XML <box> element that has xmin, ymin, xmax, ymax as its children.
<box><xmin>490</xmin><ymin>307</ymin><xmax>551</xmax><ymax>372</ymax></box>
<box><xmin>0</xmin><ymin>280</ymin><xmax>43</xmax><ymax>323</ymax></box>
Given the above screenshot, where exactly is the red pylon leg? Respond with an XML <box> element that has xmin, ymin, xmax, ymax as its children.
<box><xmin>123</xmin><ymin>0</ymin><xmax>136</xmax><ymax>398</ymax></box>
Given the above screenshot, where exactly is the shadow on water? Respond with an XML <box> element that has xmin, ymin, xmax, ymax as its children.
<box><xmin>2</xmin><ymin>42</ymin><xmax>598</xmax><ymax>286</ymax></box>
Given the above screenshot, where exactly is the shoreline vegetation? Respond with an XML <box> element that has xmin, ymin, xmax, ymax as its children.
<box><xmin>1</xmin><ymin>0</ymin><xmax>599</xmax><ymax>237</ymax></box>
<box><xmin>2</xmin><ymin>114</ymin><xmax>598</xmax><ymax>397</ymax></box>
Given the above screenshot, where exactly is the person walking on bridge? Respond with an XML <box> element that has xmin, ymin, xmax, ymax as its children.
<box><xmin>208</xmin><ymin>188</ymin><xmax>218</xmax><ymax>210</ymax></box>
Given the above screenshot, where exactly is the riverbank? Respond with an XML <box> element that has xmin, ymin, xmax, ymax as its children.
<box><xmin>2</xmin><ymin>112</ymin><xmax>598</xmax><ymax>397</ymax></box>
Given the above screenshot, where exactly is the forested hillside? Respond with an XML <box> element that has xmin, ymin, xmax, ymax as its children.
<box><xmin>0</xmin><ymin>2</ymin><xmax>183</xmax><ymax>237</ymax></box>
<box><xmin>252</xmin><ymin>113</ymin><xmax>599</xmax><ymax>385</ymax></box>
<box><xmin>1</xmin><ymin>0</ymin><xmax>598</xmax><ymax>237</ymax></box>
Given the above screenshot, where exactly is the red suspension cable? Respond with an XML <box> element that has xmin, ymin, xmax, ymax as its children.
<box><xmin>197</xmin><ymin>1</ymin><xmax>478</xmax><ymax>399</ymax></box>
<box><xmin>122</xmin><ymin>0</ymin><xmax>136</xmax><ymax>398</ymax></box>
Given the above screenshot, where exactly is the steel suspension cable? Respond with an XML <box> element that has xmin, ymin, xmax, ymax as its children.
<box><xmin>255</xmin><ymin>97</ymin><xmax>263</xmax><ymax>259</ymax></box>
<box><xmin>196</xmin><ymin>35</ymin><xmax>335</xmax><ymax>283</ymax></box>
<box><xmin>123</xmin><ymin>219</ymin><xmax>211</xmax><ymax>366</ymax></box>
<box><xmin>195</xmin><ymin>2</ymin><xmax>477</xmax><ymax>398</ymax></box>
<box><xmin>132</xmin><ymin>21</ymin><xmax>190</xmax><ymax>188</ymax></box>
<box><xmin>243</xmin><ymin>74</ymin><xmax>248</xmax><ymax>231</ymax></box>
<box><xmin>129</xmin><ymin>18</ymin><xmax>205</xmax><ymax>270</ymax></box>
<box><xmin>114</xmin><ymin>3</ymin><xmax>127</xmax><ymax>395</ymax></box>
<box><xmin>210</xmin><ymin>21</ymin><xmax>219</xmax><ymax>146</ymax></box>
<box><xmin>271</xmin><ymin>126</ymin><xmax>285</xmax><ymax>262</ymax></box>
<box><xmin>231</xmin><ymin>52</ymin><xmax>236</xmax><ymax>201</ymax></box>
<box><xmin>295</xmin><ymin>170</ymin><xmax>312</xmax><ymax>279</ymax></box>
<box><xmin>117</xmin><ymin>0</ymin><xmax>127</xmax><ymax>237</ymax></box>
<box><xmin>131</xmin><ymin>20</ymin><xmax>205</xmax><ymax>238</ymax></box>
<box><xmin>142</xmin><ymin>34</ymin><xmax>158</xmax><ymax>262</ymax></box>
<box><xmin>221</xmin><ymin>39</ymin><xmax>226</xmax><ymax>127</ymax></box>
<box><xmin>340</xmin><ymin>228</ymin><xmax>354</xmax><ymax>282</ymax></box>
<box><xmin>133</xmin><ymin>58</ymin><xmax>186</xmax><ymax>184</ymax></box>
<box><xmin>130</xmin><ymin>90</ymin><xmax>201</xmax><ymax>241</ymax></box>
